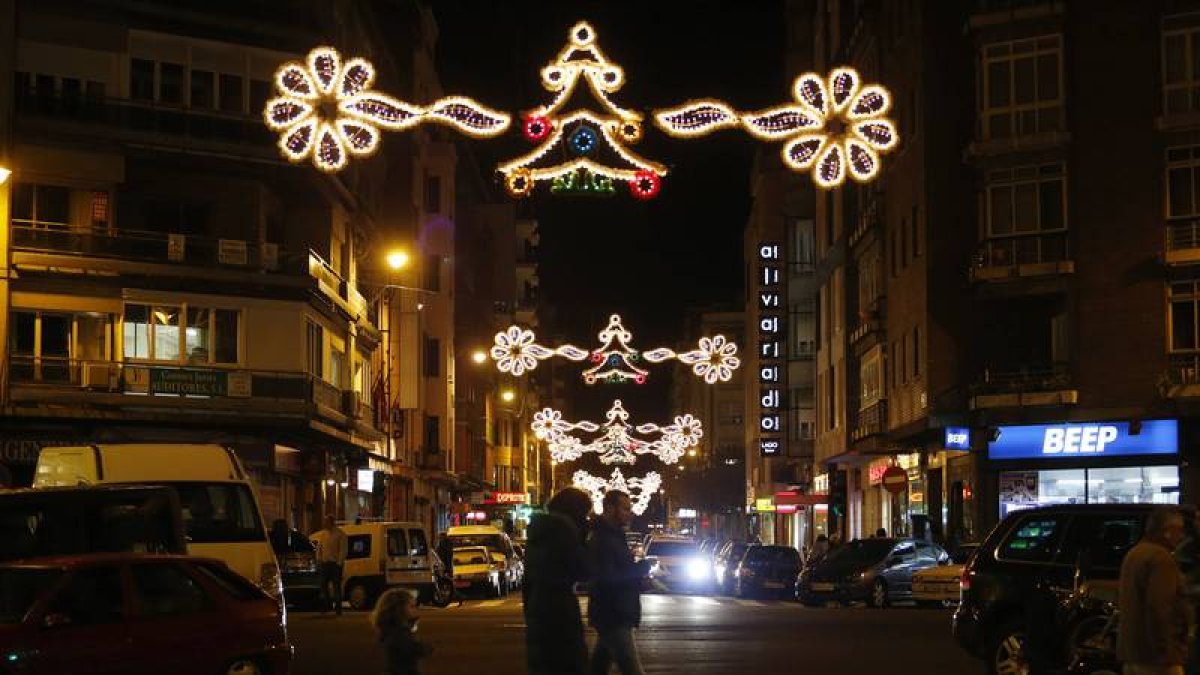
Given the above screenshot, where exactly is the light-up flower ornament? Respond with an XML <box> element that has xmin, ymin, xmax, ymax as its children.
<box><xmin>490</xmin><ymin>326</ymin><xmax>553</xmax><ymax>377</ymax></box>
<box><xmin>534</xmin><ymin>400</ymin><xmax>698</xmax><ymax>466</ymax></box>
<box><xmin>643</xmin><ymin>334</ymin><xmax>741</xmax><ymax>384</ymax></box>
<box><xmin>265</xmin><ymin>47</ymin><xmax>509</xmax><ymax>173</ymax></box>
<box><xmin>573</xmin><ymin>468</ymin><xmax>662</xmax><ymax>515</ymax></box>
<box><xmin>742</xmin><ymin>67</ymin><xmax>898</xmax><ymax>188</ymax></box>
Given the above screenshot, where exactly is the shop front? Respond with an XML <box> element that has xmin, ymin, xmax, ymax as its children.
<box><xmin>467</xmin><ymin>490</ymin><xmax>533</xmax><ymax>538</ymax></box>
<box><xmin>986</xmin><ymin>419</ymin><xmax>1180</xmax><ymax>520</ymax></box>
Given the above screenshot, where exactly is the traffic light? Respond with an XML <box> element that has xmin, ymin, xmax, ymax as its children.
<box><xmin>829</xmin><ymin>469</ymin><xmax>848</xmax><ymax>534</ymax></box>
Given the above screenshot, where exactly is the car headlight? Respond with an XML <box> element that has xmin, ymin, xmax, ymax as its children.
<box><xmin>686</xmin><ymin>558</ymin><xmax>711</xmax><ymax>580</ymax></box>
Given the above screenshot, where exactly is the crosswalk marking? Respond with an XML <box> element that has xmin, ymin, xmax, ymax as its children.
<box><xmin>733</xmin><ymin>599</ymin><xmax>766</xmax><ymax>607</ymax></box>
<box><xmin>476</xmin><ymin>599</ymin><xmax>507</xmax><ymax>608</ymax></box>
<box><xmin>439</xmin><ymin>595</ymin><xmax>801</xmax><ymax>610</ymax></box>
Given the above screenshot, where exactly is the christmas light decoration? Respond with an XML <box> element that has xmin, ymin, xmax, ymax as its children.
<box><xmin>491</xmin><ymin>314</ymin><xmax>741</xmax><ymax>384</ymax></box>
<box><xmin>642</xmin><ymin>334</ymin><xmax>741</xmax><ymax>384</ymax></box>
<box><xmin>629</xmin><ymin>170</ymin><xmax>661</xmax><ymax>200</ymax></box>
<box><xmin>498</xmin><ymin>21</ymin><xmax>668</xmax><ymax>199</ymax></box>
<box><xmin>573</xmin><ymin>468</ymin><xmax>663</xmax><ymax>515</ymax></box>
<box><xmin>533</xmin><ymin>400</ymin><xmax>701</xmax><ymax>466</ymax></box>
<box><xmin>652</xmin><ymin>100</ymin><xmax>741</xmax><ymax>137</ymax></box>
<box><xmin>266</xmin><ymin>47</ymin><xmax>510</xmax><ymax>172</ymax></box>
<box><xmin>744</xmin><ymin>67</ymin><xmax>897</xmax><ymax>189</ymax></box>
<box><xmin>551</xmin><ymin>169</ymin><xmax>616</xmax><ymax>196</ymax></box>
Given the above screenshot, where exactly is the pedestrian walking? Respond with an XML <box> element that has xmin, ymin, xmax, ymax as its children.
<box><xmin>524</xmin><ymin>487</ymin><xmax>593</xmax><ymax>675</ymax></box>
<box><xmin>588</xmin><ymin>490</ymin><xmax>652</xmax><ymax>675</ymax></box>
<box><xmin>314</xmin><ymin>514</ymin><xmax>348</xmax><ymax>615</ymax></box>
<box><xmin>372</xmin><ymin>588</ymin><xmax>432</xmax><ymax>675</ymax></box>
<box><xmin>1118</xmin><ymin>506</ymin><xmax>1192</xmax><ymax>675</ymax></box>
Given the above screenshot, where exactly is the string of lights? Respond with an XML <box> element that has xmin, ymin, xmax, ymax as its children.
<box><xmin>573</xmin><ymin>468</ymin><xmax>663</xmax><ymax>516</ymax></box>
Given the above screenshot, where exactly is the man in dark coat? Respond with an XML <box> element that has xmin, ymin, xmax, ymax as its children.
<box><xmin>588</xmin><ymin>490</ymin><xmax>651</xmax><ymax>675</ymax></box>
<box><xmin>524</xmin><ymin>487</ymin><xmax>592</xmax><ymax>675</ymax></box>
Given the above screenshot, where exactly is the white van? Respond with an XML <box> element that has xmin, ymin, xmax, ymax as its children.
<box><xmin>311</xmin><ymin>521</ymin><xmax>436</xmax><ymax>609</ymax></box>
<box><xmin>33</xmin><ymin>444</ymin><xmax>281</xmax><ymax>598</ymax></box>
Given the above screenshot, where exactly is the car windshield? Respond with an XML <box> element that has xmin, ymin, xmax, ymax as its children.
<box><xmin>0</xmin><ymin>568</ymin><xmax>62</xmax><ymax>623</ymax></box>
<box><xmin>727</xmin><ymin>544</ymin><xmax>749</xmax><ymax>560</ymax></box>
<box><xmin>169</xmin><ymin>482</ymin><xmax>265</xmax><ymax>544</ymax></box>
<box><xmin>646</xmin><ymin>541</ymin><xmax>698</xmax><ymax>557</ymax></box>
<box><xmin>453</xmin><ymin>549</ymin><xmax>490</xmax><ymax>566</ymax></box>
<box><xmin>825</xmin><ymin>539</ymin><xmax>895</xmax><ymax>564</ymax></box>
<box><xmin>449</xmin><ymin>534</ymin><xmax>506</xmax><ymax>554</ymax></box>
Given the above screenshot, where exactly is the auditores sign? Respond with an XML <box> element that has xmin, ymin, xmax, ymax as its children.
<box><xmin>758</xmin><ymin>243</ymin><xmax>783</xmax><ymax>457</ymax></box>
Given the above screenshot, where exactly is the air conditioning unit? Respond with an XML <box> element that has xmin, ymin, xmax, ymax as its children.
<box><xmin>81</xmin><ymin>362</ymin><xmax>115</xmax><ymax>390</ymax></box>
<box><xmin>343</xmin><ymin>391</ymin><xmax>363</xmax><ymax>419</ymax></box>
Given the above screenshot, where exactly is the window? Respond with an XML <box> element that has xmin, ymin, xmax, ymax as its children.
<box><xmin>193</xmin><ymin>562</ymin><xmax>259</xmax><ymax>601</ymax></box>
<box><xmin>423</xmin><ymin>336</ymin><xmax>440</xmax><ymax>377</ymax></box>
<box><xmin>386</xmin><ymin>528</ymin><xmax>409</xmax><ymax>557</ymax></box>
<box><xmin>1167</xmin><ymin>146</ymin><xmax>1200</xmax><ymax>219</ymax></box>
<box><xmin>347</xmin><ymin>534</ymin><xmax>371</xmax><ymax>560</ymax></box>
<box><xmin>124</xmin><ymin>304</ymin><xmax>237</xmax><ymax>364</ymax></box>
<box><xmin>1171</xmin><ymin>280</ymin><xmax>1200</xmax><ymax>352</ymax></box>
<box><xmin>857</xmin><ymin>251</ymin><xmax>882</xmax><ymax>314</ymax></box>
<box><xmin>789</xmin><ymin>218</ymin><xmax>815</xmax><ymax>270</ymax></box>
<box><xmin>190</xmin><ymin>69</ymin><xmax>214</xmax><ymax>109</ymax></box>
<box><xmin>984</xmin><ymin>164</ymin><xmax>1068</xmax><ymax>266</ymax></box>
<box><xmin>160</xmin><ymin>63</ymin><xmax>184</xmax><ymax>105</ymax></box>
<box><xmin>900</xmin><ymin>335</ymin><xmax>907</xmax><ymax>385</ymax></box>
<box><xmin>249</xmin><ymin>79</ymin><xmax>271</xmax><ymax>115</ymax></box>
<box><xmin>424</xmin><ymin>415</ymin><xmax>440</xmax><ymax>454</ymax></box>
<box><xmin>219</xmin><ymin>74</ymin><xmax>243</xmax><ymax>113</ymax></box>
<box><xmin>330</xmin><ymin>346</ymin><xmax>346</xmax><ymax>388</ymax></box>
<box><xmin>12</xmin><ymin>183</ymin><xmax>70</xmax><ymax>229</ymax></box>
<box><xmin>131</xmin><ymin>58</ymin><xmax>155</xmax><ymax>101</ymax></box>
<box><xmin>860</xmin><ymin>346</ymin><xmax>883</xmax><ymax>408</ymax></box>
<box><xmin>981</xmin><ymin>35</ymin><xmax>1063</xmax><ymax>139</ymax></box>
<box><xmin>1057</xmin><ymin>515</ymin><xmax>1143</xmax><ymax>571</ymax></box>
<box><xmin>131</xmin><ymin>563</ymin><xmax>210</xmax><ymax>616</ymax></box>
<box><xmin>890</xmin><ymin>542</ymin><xmax>916</xmax><ymax>562</ymax></box>
<box><xmin>306</xmin><ymin>321</ymin><xmax>323</xmax><ymax>377</ymax></box>
<box><xmin>49</xmin><ymin>567</ymin><xmax>125</xmax><ymax>624</ymax></box>
<box><xmin>999</xmin><ymin>515</ymin><xmax>1066</xmax><ymax>563</ymax></box>
<box><xmin>1164</xmin><ymin>17</ymin><xmax>1200</xmax><ymax>115</ymax></box>
<box><xmin>423</xmin><ymin>254</ymin><xmax>441</xmax><ymax>292</ymax></box>
<box><xmin>408</xmin><ymin>528</ymin><xmax>429</xmax><ymax>556</ymax></box>
<box><xmin>172</xmin><ymin>482</ymin><xmax>264</xmax><ymax>544</ymax></box>
<box><xmin>424</xmin><ymin>175</ymin><xmax>442</xmax><ymax>214</ymax></box>
<box><xmin>912</xmin><ymin>326</ymin><xmax>921</xmax><ymax>378</ymax></box>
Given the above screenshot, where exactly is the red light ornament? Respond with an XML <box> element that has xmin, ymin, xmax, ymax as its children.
<box><xmin>523</xmin><ymin>115</ymin><xmax>552</xmax><ymax>142</ymax></box>
<box><xmin>629</xmin><ymin>170</ymin><xmax>661</xmax><ymax>200</ymax></box>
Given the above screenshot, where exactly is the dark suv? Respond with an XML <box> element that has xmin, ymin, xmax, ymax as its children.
<box><xmin>953</xmin><ymin>504</ymin><xmax>1158</xmax><ymax>675</ymax></box>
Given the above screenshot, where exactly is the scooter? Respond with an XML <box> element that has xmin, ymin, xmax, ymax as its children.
<box><xmin>420</xmin><ymin>554</ymin><xmax>456</xmax><ymax>608</ymax></box>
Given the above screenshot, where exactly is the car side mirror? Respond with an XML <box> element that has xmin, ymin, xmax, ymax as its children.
<box><xmin>42</xmin><ymin>612</ymin><xmax>72</xmax><ymax>629</ymax></box>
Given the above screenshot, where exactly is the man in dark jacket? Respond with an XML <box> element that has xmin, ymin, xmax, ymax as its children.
<box><xmin>1118</xmin><ymin>506</ymin><xmax>1191</xmax><ymax>675</ymax></box>
<box><xmin>524</xmin><ymin>487</ymin><xmax>592</xmax><ymax>675</ymax></box>
<box><xmin>588</xmin><ymin>490</ymin><xmax>651</xmax><ymax>675</ymax></box>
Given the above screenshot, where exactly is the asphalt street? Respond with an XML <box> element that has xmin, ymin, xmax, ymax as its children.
<box><xmin>289</xmin><ymin>593</ymin><xmax>982</xmax><ymax>675</ymax></box>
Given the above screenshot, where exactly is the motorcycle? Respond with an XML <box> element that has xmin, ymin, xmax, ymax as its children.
<box><xmin>420</xmin><ymin>553</ymin><xmax>456</xmax><ymax>608</ymax></box>
<box><xmin>1064</xmin><ymin>581</ymin><xmax>1120</xmax><ymax>675</ymax></box>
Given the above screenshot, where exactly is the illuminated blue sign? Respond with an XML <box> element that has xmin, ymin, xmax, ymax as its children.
<box><xmin>987</xmin><ymin>420</ymin><xmax>1178</xmax><ymax>461</ymax></box>
<box><xmin>944</xmin><ymin>427</ymin><xmax>970</xmax><ymax>450</ymax></box>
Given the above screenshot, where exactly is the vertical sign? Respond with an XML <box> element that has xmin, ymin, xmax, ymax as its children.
<box><xmin>758</xmin><ymin>242</ymin><xmax>783</xmax><ymax>457</ymax></box>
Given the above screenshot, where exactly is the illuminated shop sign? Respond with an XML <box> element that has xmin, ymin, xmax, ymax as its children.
<box><xmin>987</xmin><ymin>420</ymin><xmax>1178</xmax><ymax>461</ymax></box>
<box><xmin>758</xmin><ymin>242</ymin><xmax>783</xmax><ymax>457</ymax></box>
<box><xmin>945</xmin><ymin>427</ymin><xmax>970</xmax><ymax>450</ymax></box>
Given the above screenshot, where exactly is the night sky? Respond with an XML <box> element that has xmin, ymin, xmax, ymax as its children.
<box><xmin>435</xmin><ymin>1</ymin><xmax>786</xmax><ymax>419</ymax></box>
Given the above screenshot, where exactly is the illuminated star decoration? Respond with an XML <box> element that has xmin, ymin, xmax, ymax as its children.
<box><xmin>265</xmin><ymin>46</ymin><xmax>510</xmax><ymax>172</ymax></box>
<box><xmin>498</xmin><ymin>21</ymin><xmax>668</xmax><ymax>199</ymax></box>
<box><xmin>652</xmin><ymin>67</ymin><xmax>898</xmax><ymax>189</ymax></box>
<box><xmin>491</xmin><ymin>314</ymin><xmax>741</xmax><ymax>385</ymax></box>
<box><xmin>533</xmin><ymin>400</ymin><xmax>702</xmax><ymax>465</ymax></box>
<box><xmin>573</xmin><ymin>468</ymin><xmax>663</xmax><ymax>515</ymax></box>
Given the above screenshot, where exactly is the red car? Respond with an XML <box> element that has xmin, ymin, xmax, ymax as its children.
<box><xmin>0</xmin><ymin>554</ymin><xmax>291</xmax><ymax>675</ymax></box>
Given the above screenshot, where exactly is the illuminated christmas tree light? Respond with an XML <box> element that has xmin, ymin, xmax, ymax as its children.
<box><xmin>533</xmin><ymin>400</ymin><xmax>701</xmax><ymax>466</ymax></box>
<box><xmin>573</xmin><ymin>468</ymin><xmax>663</xmax><ymax>515</ymax></box>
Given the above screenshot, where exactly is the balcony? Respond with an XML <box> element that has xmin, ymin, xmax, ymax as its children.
<box><xmin>11</xmin><ymin>225</ymin><xmax>302</xmax><ymax>275</ymax></box>
<box><xmin>1166</xmin><ymin>219</ymin><xmax>1200</xmax><ymax>266</ymax></box>
<box><xmin>851</xmin><ymin>400</ymin><xmax>887</xmax><ymax>442</ymax></box>
<box><xmin>849</xmin><ymin>191</ymin><xmax>883</xmax><ymax>249</ymax></box>
<box><xmin>969</xmin><ymin>232</ymin><xmax>1074</xmax><ymax>283</ymax></box>
<box><xmin>15</xmin><ymin>90</ymin><xmax>275</xmax><ymax>160</ymax></box>
<box><xmin>850</xmin><ymin>297</ymin><xmax>886</xmax><ymax>354</ymax></box>
<box><xmin>969</xmin><ymin>365</ymin><xmax>1078</xmax><ymax>409</ymax></box>
<box><xmin>1161</xmin><ymin>353</ymin><xmax>1200</xmax><ymax>398</ymax></box>
<box><xmin>8</xmin><ymin>357</ymin><xmax>380</xmax><ymax>436</ymax></box>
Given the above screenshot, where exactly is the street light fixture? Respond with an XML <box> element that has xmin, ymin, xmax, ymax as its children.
<box><xmin>0</xmin><ymin>167</ymin><xmax>10</xmax><ymax>185</ymax></box>
<box><xmin>501</xmin><ymin>389</ymin><xmax>516</xmax><ymax>403</ymax></box>
<box><xmin>471</xmin><ymin>350</ymin><xmax>488</xmax><ymax>365</ymax></box>
<box><xmin>386</xmin><ymin>249</ymin><xmax>410</xmax><ymax>271</ymax></box>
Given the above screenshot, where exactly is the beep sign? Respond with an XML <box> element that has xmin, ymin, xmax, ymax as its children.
<box><xmin>987</xmin><ymin>420</ymin><xmax>1179</xmax><ymax>461</ymax></box>
<box><xmin>758</xmin><ymin>242</ymin><xmax>783</xmax><ymax>457</ymax></box>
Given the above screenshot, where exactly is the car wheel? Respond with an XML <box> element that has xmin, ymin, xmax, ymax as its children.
<box><xmin>224</xmin><ymin>658</ymin><xmax>262</xmax><ymax>675</ymax></box>
<box><xmin>988</xmin><ymin>621</ymin><xmax>1028</xmax><ymax>675</ymax></box>
<box><xmin>869</xmin><ymin>579</ymin><xmax>889</xmax><ymax>608</ymax></box>
<box><xmin>347</xmin><ymin>581</ymin><xmax>372</xmax><ymax>610</ymax></box>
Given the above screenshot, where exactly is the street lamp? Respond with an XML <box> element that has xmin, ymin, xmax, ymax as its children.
<box><xmin>387</xmin><ymin>249</ymin><xmax>410</xmax><ymax>271</ymax></box>
<box><xmin>501</xmin><ymin>389</ymin><xmax>516</xmax><ymax>403</ymax></box>
<box><xmin>0</xmin><ymin>167</ymin><xmax>10</xmax><ymax>185</ymax></box>
<box><xmin>471</xmin><ymin>350</ymin><xmax>488</xmax><ymax>365</ymax></box>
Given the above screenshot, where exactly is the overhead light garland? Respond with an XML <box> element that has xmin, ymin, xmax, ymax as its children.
<box><xmin>497</xmin><ymin>21</ymin><xmax>668</xmax><ymax>199</ymax></box>
<box><xmin>651</xmin><ymin>67</ymin><xmax>898</xmax><ymax>189</ymax></box>
<box><xmin>573</xmin><ymin>468</ymin><xmax>663</xmax><ymax>515</ymax></box>
<box><xmin>265</xmin><ymin>46</ymin><xmax>510</xmax><ymax>172</ymax></box>
<box><xmin>490</xmin><ymin>314</ymin><xmax>741</xmax><ymax>385</ymax></box>
<box><xmin>533</xmin><ymin>400</ymin><xmax>701</xmax><ymax>465</ymax></box>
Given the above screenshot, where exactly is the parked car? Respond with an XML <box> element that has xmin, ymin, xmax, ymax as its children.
<box><xmin>644</xmin><ymin>537</ymin><xmax>711</xmax><ymax>593</ymax></box>
<box><xmin>796</xmin><ymin>537</ymin><xmax>948</xmax><ymax>608</ymax></box>
<box><xmin>311</xmin><ymin>520</ymin><xmax>436</xmax><ymax>610</ymax></box>
<box><xmin>954</xmin><ymin>504</ymin><xmax>1156</xmax><ymax>675</ymax></box>
<box><xmin>911</xmin><ymin>543</ymin><xmax>979</xmax><ymax>608</ymax></box>
<box><xmin>270</xmin><ymin>527</ymin><xmax>321</xmax><ymax>610</ymax></box>
<box><xmin>450</xmin><ymin>546</ymin><xmax>504</xmax><ymax>597</ymax></box>
<box><xmin>713</xmin><ymin>541</ymin><xmax>754</xmax><ymax>595</ymax></box>
<box><xmin>446</xmin><ymin>525</ymin><xmax>520</xmax><ymax>593</ymax></box>
<box><xmin>733</xmin><ymin>545</ymin><xmax>801</xmax><ymax>599</ymax></box>
<box><xmin>0</xmin><ymin>553</ymin><xmax>291</xmax><ymax>675</ymax></box>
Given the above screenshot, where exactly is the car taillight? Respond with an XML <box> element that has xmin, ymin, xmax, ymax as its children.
<box><xmin>959</xmin><ymin>567</ymin><xmax>971</xmax><ymax>593</ymax></box>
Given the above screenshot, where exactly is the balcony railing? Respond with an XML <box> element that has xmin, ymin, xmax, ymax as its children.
<box><xmin>1166</xmin><ymin>353</ymin><xmax>1200</xmax><ymax>387</ymax></box>
<box><xmin>11</xmin><ymin>225</ymin><xmax>304</xmax><ymax>274</ymax></box>
<box><xmin>16</xmin><ymin>90</ymin><xmax>274</xmax><ymax>150</ymax></box>
<box><xmin>973</xmin><ymin>232</ymin><xmax>1071</xmax><ymax>269</ymax></box>
<box><xmin>972</xmin><ymin>365</ymin><xmax>1071</xmax><ymax>395</ymax></box>
<box><xmin>1166</xmin><ymin>219</ymin><xmax>1200</xmax><ymax>265</ymax></box>
<box><xmin>852</xmin><ymin>400</ymin><xmax>887</xmax><ymax>441</ymax></box>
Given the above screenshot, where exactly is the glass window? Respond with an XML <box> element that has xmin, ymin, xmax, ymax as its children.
<box><xmin>123</xmin><ymin>304</ymin><xmax>151</xmax><ymax>359</ymax></box>
<box><xmin>423</xmin><ymin>336</ymin><xmax>440</xmax><ymax>377</ymax></box>
<box><xmin>11</xmin><ymin>312</ymin><xmax>35</xmax><ymax>356</ymax></box>
<box><xmin>1089</xmin><ymin>466</ymin><xmax>1181</xmax><ymax>505</ymax></box>
<box><xmin>347</xmin><ymin>534</ymin><xmax>371</xmax><ymax>560</ymax></box>
<box><xmin>0</xmin><ymin>568</ymin><xmax>62</xmax><ymax>624</ymax></box>
<box><xmin>249</xmin><ymin>79</ymin><xmax>271</xmax><ymax>114</ymax></box>
<box><xmin>218</xmin><ymin>74</ymin><xmax>243</xmax><ymax>113</ymax></box>
<box><xmin>131</xmin><ymin>58</ymin><xmax>155</xmax><ymax>101</ymax></box>
<box><xmin>214</xmin><ymin>310</ymin><xmax>238</xmax><ymax>364</ymax></box>
<box><xmin>131</xmin><ymin>563</ymin><xmax>209</xmax><ymax>616</ymax></box>
<box><xmin>160</xmin><ymin>63</ymin><xmax>184</xmax><ymax>105</ymax></box>
<box><xmin>408</xmin><ymin>529</ymin><xmax>428</xmax><ymax>557</ymax></box>
<box><xmin>999</xmin><ymin>515</ymin><xmax>1066</xmax><ymax>563</ymax></box>
<box><xmin>153</xmin><ymin>307</ymin><xmax>180</xmax><ymax>361</ymax></box>
<box><xmin>1163</xmin><ymin>22</ymin><xmax>1200</xmax><ymax>115</ymax></box>
<box><xmin>190</xmin><ymin>70</ymin><xmax>214</xmax><ymax>109</ymax></box>
<box><xmin>306</xmin><ymin>321</ymin><xmax>323</xmax><ymax>377</ymax></box>
<box><xmin>193</xmin><ymin>562</ymin><xmax>260</xmax><ymax>601</ymax></box>
<box><xmin>1172</xmin><ymin>281</ymin><xmax>1200</xmax><ymax>352</ymax></box>
<box><xmin>170</xmin><ymin>482</ymin><xmax>264</xmax><ymax>544</ymax></box>
<box><xmin>891</xmin><ymin>542</ymin><xmax>916</xmax><ymax>561</ymax></box>
<box><xmin>49</xmin><ymin>567</ymin><xmax>125</xmax><ymax>624</ymax></box>
<box><xmin>981</xmin><ymin>35</ymin><xmax>1062</xmax><ymax>139</ymax></box>
<box><xmin>386</xmin><ymin>529</ymin><xmax>408</xmax><ymax>557</ymax></box>
<box><xmin>330</xmin><ymin>347</ymin><xmax>345</xmax><ymax>388</ymax></box>
<box><xmin>185</xmin><ymin>308</ymin><xmax>210</xmax><ymax>362</ymax></box>
<box><xmin>12</xmin><ymin>184</ymin><xmax>70</xmax><ymax>229</ymax></box>
<box><xmin>644</xmin><ymin>541</ymin><xmax>699</xmax><ymax>557</ymax></box>
<box><xmin>1057</xmin><ymin>514</ymin><xmax>1144</xmax><ymax>570</ymax></box>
